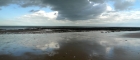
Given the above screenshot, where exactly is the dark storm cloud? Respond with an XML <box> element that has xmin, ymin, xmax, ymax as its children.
<box><xmin>17</xmin><ymin>0</ymin><xmax>46</xmax><ymax>8</ymax></box>
<box><xmin>42</xmin><ymin>0</ymin><xmax>107</xmax><ymax>20</ymax></box>
<box><xmin>29</xmin><ymin>9</ymin><xmax>40</xmax><ymax>13</ymax></box>
<box><xmin>90</xmin><ymin>0</ymin><xmax>105</xmax><ymax>3</ymax></box>
<box><xmin>0</xmin><ymin>0</ymin><xmax>46</xmax><ymax>7</ymax></box>
<box><xmin>0</xmin><ymin>0</ymin><xmax>13</xmax><ymax>6</ymax></box>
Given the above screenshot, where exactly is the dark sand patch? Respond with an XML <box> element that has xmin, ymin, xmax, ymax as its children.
<box><xmin>123</xmin><ymin>32</ymin><xmax>140</xmax><ymax>38</ymax></box>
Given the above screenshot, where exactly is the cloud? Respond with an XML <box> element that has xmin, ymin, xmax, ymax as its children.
<box><xmin>0</xmin><ymin>0</ymin><xmax>45</xmax><ymax>7</ymax></box>
<box><xmin>0</xmin><ymin>0</ymin><xmax>137</xmax><ymax>22</ymax></box>
<box><xmin>19</xmin><ymin>10</ymin><xmax>140</xmax><ymax>26</ymax></box>
<box><xmin>17</xmin><ymin>0</ymin><xmax>46</xmax><ymax>8</ymax></box>
<box><xmin>0</xmin><ymin>0</ymin><xmax>13</xmax><ymax>6</ymax></box>
<box><xmin>90</xmin><ymin>0</ymin><xmax>105</xmax><ymax>3</ymax></box>
<box><xmin>13</xmin><ymin>10</ymin><xmax>71</xmax><ymax>26</ymax></box>
<box><xmin>0</xmin><ymin>11</ymin><xmax>57</xmax><ymax>26</ymax></box>
<box><xmin>42</xmin><ymin>0</ymin><xmax>107</xmax><ymax>20</ymax></box>
<box><xmin>113</xmin><ymin>0</ymin><xmax>135</xmax><ymax>10</ymax></box>
<box><xmin>29</xmin><ymin>9</ymin><xmax>40</xmax><ymax>13</ymax></box>
<box><xmin>23</xmin><ymin>10</ymin><xmax>58</xmax><ymax>20</ymax></box>
<box><xmin>99</xmin><ymin>10</ymin><xmax>140</xmax><ymax>24</ymax></box>
<box><xmin>70</xmin><ymin>10</ymin><xmax>140</xmax><ymax>26</ymax></box>
<box><xmin>0</xmin><ymin>0</ymin><xmax>108</xmax><ymax>21</ymax></box>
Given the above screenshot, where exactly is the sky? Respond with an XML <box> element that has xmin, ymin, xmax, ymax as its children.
<box><xmin>0</xmin><ymin>0</ymin><xmax>140</xmax><ymax>26</ymax></box>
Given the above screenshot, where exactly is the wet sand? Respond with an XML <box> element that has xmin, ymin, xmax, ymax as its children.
<box><xmin>0</xmin><ymin>31</ymin><xmax>140</xmax><ymax>60</ymax></box>
<box><xmin>123</xmin><ymin>31</ymin><xmax>140</xmax><ymax>38</ymax></box>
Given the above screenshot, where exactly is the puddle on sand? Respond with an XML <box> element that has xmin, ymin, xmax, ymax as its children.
<box><xmin>0</xmin><ymin>31</ymin><xmax>140</xmax><ymax>60</ymax></box>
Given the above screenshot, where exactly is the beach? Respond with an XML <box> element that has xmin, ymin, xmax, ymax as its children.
<box><xmin>0</xmin><ymin>31</ymin><xmax>140</xmax><ymax>60</ymax></box>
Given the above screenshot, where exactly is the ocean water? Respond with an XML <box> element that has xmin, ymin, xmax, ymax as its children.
<box><xmin>0</xmin><ymin>31</ymin><xmax>140</xmax><ymax>60</ymax></box>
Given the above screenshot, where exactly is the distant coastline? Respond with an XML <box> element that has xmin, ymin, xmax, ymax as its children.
<box><xmin>0</xmin><ymin>26</ymin><xmax>140</xmax><ymax>34</ymax></box>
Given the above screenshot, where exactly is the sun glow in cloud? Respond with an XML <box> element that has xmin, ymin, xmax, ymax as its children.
<box><xmin>106</xmin><ymin>5</ymin><xmax>113</xmax><ymax>11</ymax></box>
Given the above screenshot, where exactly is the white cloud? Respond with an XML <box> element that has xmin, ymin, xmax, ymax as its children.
<box><xmin>71</xmin><ymin>10</ymin><xmax>140</xmax><ymax>26</ymax></box>
<box><xmin>13</xmin><ymin>10</ymin><xmax>74</xmax><ymax>26</ymax></box>
<box><xmin>106</xmin><ymin>5</ymin><xmax>113</xmax><ymax>11</ymax></box>
<box><xmin>99</xmin><ymin>10</ymin><xmax>140</xmax><ymax>23</ymax></box>
<box><xmin>20</xmin><ymin>10</ymin><xmax>58</xmax><ymax>20</ymax></box>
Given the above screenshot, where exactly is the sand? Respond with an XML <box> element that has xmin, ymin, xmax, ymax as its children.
<box><xmin>0</xmin><ymin>31</ymin><xmax>140</xmax><ymax>60</ymax></box>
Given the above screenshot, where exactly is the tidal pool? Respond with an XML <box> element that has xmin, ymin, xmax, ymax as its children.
<box><xmin>0</xmin><ymin>31</ymin><xmax>140</xmax><ymax>60</ymax></box>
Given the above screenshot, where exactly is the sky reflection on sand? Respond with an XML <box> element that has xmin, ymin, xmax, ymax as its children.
<box><xmin>0</xmin><ymin>31</ymin><xmax>140</xmax><ymax>60</ymax></box>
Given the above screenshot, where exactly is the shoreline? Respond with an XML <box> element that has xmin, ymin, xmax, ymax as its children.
<box><xmin>1</xmin><ymin>27</ymin><xmax>140</xmax><ymax>34</ymax></box>
<box><xmin>0</xmin><ymin>29</ymin><xmax>121</xmax><ymax>34</ymax></box>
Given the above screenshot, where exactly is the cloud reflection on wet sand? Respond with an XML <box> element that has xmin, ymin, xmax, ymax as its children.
<box><xmin>0</xmin><ymin>31</ymin><xmax>140</xmax><ymax>60</ymax></box>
